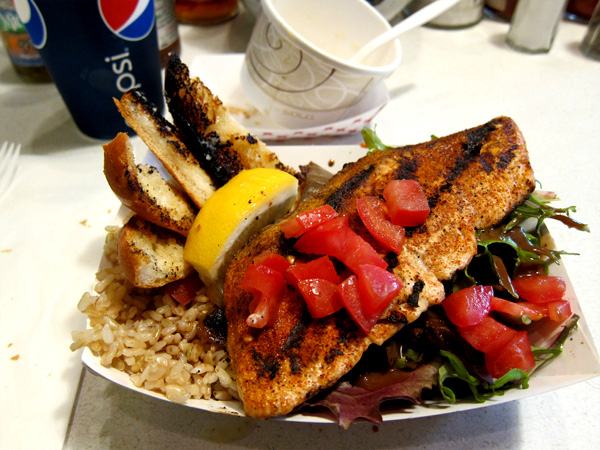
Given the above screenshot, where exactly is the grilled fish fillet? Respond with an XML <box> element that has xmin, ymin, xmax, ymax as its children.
<box><xmin>223</xmin><ymin>117</ymin><xmax>536</xmax><ymax>418</ymax></box>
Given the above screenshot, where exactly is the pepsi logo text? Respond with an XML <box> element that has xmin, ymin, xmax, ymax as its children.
<box><xmin>105</xmin><ymin>49</ymin><xmax>142</xmax><ymax>93</ymax></box>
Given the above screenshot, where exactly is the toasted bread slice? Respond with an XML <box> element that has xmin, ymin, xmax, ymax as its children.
<box><xmin>164</xmin><ymin>54</ymin><xmax>295</xmax><ymax>187</ymax></box>
<box><xmin>103</xmin><ymin>133</ymin><xmax>197</xmax><ymax>236</ymax></box>
<box><xmin>114</xmin><ymin>90</ymin><xmax>216</xmax><ymax>208</ymax></box>
<box><xmin>118</xmin><ymin>215</ymin><xmax>193</xmax><ymax>289</ymax></box>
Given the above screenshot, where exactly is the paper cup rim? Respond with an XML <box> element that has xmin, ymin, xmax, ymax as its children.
<box><xmin>260</xmin><ymin>0</ymin><xmax>402</xmax><ymax>77</ymax></box>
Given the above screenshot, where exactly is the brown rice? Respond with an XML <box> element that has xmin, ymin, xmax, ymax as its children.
<box><xmin>70</xmin><ymin>225</ymin><xmax>238</xmax><ymax>404</ymax></box>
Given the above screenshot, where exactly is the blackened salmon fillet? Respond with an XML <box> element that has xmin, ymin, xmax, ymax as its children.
<box><xmin>223</xmin><ymin>117</ymin><xmax>536</xmax><ymax>418</ymax></box>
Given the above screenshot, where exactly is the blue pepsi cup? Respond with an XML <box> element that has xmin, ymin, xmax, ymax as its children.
<box><xmin>15</xmin><ymin>0</ymin><xmax>164</xmax><ymax>140</ymax></box>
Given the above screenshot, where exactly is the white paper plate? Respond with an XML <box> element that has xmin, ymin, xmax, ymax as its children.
<box><xmin>82</xmin><ymin>144</ymin><xmax>600</xmax><ymax>424</ymax></box>
<box><xmin>188</xmin><ymin>54</ymin><xmax>390</xmax><ymax>140</ymax></box>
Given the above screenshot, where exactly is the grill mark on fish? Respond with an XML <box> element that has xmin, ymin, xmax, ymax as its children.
<box><xmin>252</xmin><ymin>349</ymin><xmax>280</xmax><ymax>380</ymax></box>
<box><xmin>393</xmin><ymin>155</ymin><xmax>421</xmax><ymax>180</ymax></box>
<box><xmin>281</xmin><ymin>318</ymin><xmax>308</xmax><ymax>352</ymax></box>
<box><xmin>380</xmin><ymin>310</ymin><xmax>409</xmax><ymax>324</ymax></box>
<box><xmin>289</xmin><ymin>354</ymin><xmax>302</xmax><ymax>375</ymax></box>
<box><xmin>498</xmin><ymin>144</ymin><xmax>518</xmax><ymax>169</ymax></box>
<box><xmin>407</xmin><ymin>279</ymin><xmax>425</xmax><ymax>307</ymax></box>
<box><xmin>479</xmin><ymin>152</ymin><xmax>495</xmax><ymax>174</ymax></box>
<box><xmin>326</xmin><ymin>165</ymin><xmax>375</xmax><ymax>210</ymax></box>
<box><xmin>325</xmin><ymin>348</ymin><xmax>344</xmax><ymax>364</ymax></box>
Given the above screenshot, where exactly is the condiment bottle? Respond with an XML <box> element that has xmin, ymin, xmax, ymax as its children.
<box><xmin>506</xmin><ymin>0</ymin><xmax>569</xmax><ymax>53</ymax></box>
<box><xmin>581</xmin><ymin>1</ymin><xmax>600</xmax><ymax>59</ymax></box>
<box><xmin>175</xmin><ymin>0</ymin><xmax>238</xmax><ymax>25</ymax></box>
<box><xmin>0</xmin><ymin>0</ymin><xmax>51</xmax><ymax>82</ymax></box>
<box><xmin>156</xmin><ymin>0</ymin><xmax>181</xmax><ymax>66</ymax></box>
<box><xmin>428</xmin><ymin>0</ymin><xmax>485</xmax><ymax>29</ymax></box>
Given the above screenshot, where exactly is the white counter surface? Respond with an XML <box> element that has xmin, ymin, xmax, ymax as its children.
<box><xmin>1</xmin><ymin>6</ymin><xmax>599</xmax><ymax>449</ymax></box>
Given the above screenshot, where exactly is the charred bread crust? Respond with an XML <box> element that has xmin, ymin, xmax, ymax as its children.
<box><xmin>117</xmin><ymin>215</ymin><xmax>193</xmax><ymax>289</ymax></box>
<box><xmin>164</xmin><ymin>53</ymin><xmax>295</xmax><ymax>187</ymax></box>
<box><xmin>114</xmin><ymin>90</ymin><xmax>216</xmax><ymax>208</ymax></box>
<box><xmin>103</xmin><ymin>132</ymin><xmax>197</xmax><ymax>236</ymax></box>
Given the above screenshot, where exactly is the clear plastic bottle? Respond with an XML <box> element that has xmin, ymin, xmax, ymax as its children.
<box><xmin>0</xmin><ymin>0</ymin><xmax>51</xmax><ymax>82</ymax></box>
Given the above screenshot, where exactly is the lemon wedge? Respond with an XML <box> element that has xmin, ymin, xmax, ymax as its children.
<box><xmin>184</xmin><ymin>168</ymin><xmax>299</xmax><ymax>303</ymax></box>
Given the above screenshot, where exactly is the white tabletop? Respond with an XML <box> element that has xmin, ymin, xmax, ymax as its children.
<box><xmin>1</xmin><ymin>5</ymin><xmax>599</xmax><ymax>450</ymax></box>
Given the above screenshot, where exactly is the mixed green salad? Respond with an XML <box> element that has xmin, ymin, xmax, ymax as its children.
<box><xmin>298</xmin><ymin>130</ymin><xmax>589</xmax><ymax>428</ymax></box>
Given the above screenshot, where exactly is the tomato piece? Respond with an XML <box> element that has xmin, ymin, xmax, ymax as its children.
<box><xmin>490</xmin><ymin>296</ymin><xmax>547</xmax><ymax>322</ymax></box>
<box><xmin>164</xmin><ymin>273</ymin><xmax>203</xmax><ymax>306</ymax></box>
<box><xmin>485</xmin><ymin>331</ymin><xmax>536</xmax><ymax>378</ymax></box>
<box><xmin>297</xmin><ymin>278</ymin><xmax>344</xmax><ymax>318</ymax></box>
<box><xmin>240</xmin><ymin>264</ymin><xmax>286</xmax><ymax>328</ymax></box>
<box><xmin>281</xmin><ymin>205</ymin><xmax>338</xmax><ymax>238</ymax></box>
<box><xmin>356</xmin><ymin>196</ymin><xmax>405</xmax><ymax>254</ymax></box>
<box><xmin>383</xmin><ymin>180</ymin><xmax>430</xmax><ymax>227</ymax></box>
<box><xmin>285</xmin><ymin>256</ymin><xmax>340</xmax><ymax>288</ymax></box>
<box><xmin>342</xmin><ymin>229</ymin><xmax>388</xmax><ymax>273</ymax></box>
<box><xmin>240</xmin><ymin>264</ymin><xmax>287</xmax><ymax>298</ymax></box>
<box><xmin>337</xmin><ymin>275</ymin><xmax>378</xmax><ymax>334</ymax></box>
<box><xmin>512</xmin><ymin>275</ymin><xmax>567</xmax><ymax>304</ymax></box>
<box><xmin>546</xmin><ymin>300</ymin><xmax>572</xmax><ymax>323</ymax></box>
<box><xmin>294</xmin><ymin>216</ymin><xmax>387</xmax><ymax>272</ymax></box>
<box><xmin>294</xmin><ymin>216</ymin><xmax>349</xmax><ymax>257</ymax></box>
<box><xmin>246</xmin><ymin>295</ymin><xmax>280</xmax><ymax>328</ymax></box>
<box><xmin>253</xmin><ymin>251</ymin><xmax>291</xmax><ymax>275</ymax></box>
<box><xmin>442</xmin><ymin>286</ymin><xmax>493</xmax><ymax>327</ymax></box>
<box><xmin>458</xmin><ymin>316</ymin><xmax>518</xmax><ymax>356</ymax></box>
<box><xmin>354</xmin><ymin>264</ymin><xmax>402</xmax><ymax>318</ymax></box>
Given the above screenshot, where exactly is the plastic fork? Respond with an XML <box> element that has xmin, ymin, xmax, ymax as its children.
<box><xmin>0</xmin><ymin>141</ymin><xmax>21</xmax><ymax>199</ymax></box>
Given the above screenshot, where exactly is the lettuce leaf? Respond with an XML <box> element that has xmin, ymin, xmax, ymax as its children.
<box><xmin>303</xmin><ymin>360</ymin><xmax>441</xmax><ymax>429</ymax></box>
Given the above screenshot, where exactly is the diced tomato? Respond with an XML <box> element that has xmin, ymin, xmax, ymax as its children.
<box><xmin>253</xmin><ymin>251</ymin><xmax>291</xmax><ymax>275</ymax></box>
<box><xmin>246</xmin><ymin>295</ymin><xmax>280</xmax><ymax>329</ymax></box>
<box><xmin>294</xmin><ymin>216</ymin><xmax>387</xmax><ymax>272</ymax></box>
<box><xmin>356</xmin><ymin>196</ymin><xmax>405</xmax><ymax>254</ymax></box>
<box><xmin>354</xmin><ymin>264</ymin><xmax>402</xmax><ymax>318</ymax></box>
<box><xmin>280</xmin><ymin>205</ymin><xmax>338</xmax><ymax>238</ymax></box>
<box><xmin>240</xmin><ymin>264</ymin><xmax>287</xmax><ymax>328</ymax></box>
<box><xmin>294</xmin><ymin>216</ymin><xmax>349</xmax><ymax>258</ymax></box>
<box><xmin>337</xmin><ymin>275</ymin><xmax>378</xmax><ymax>334</ymax></box>
<box><xmin>297</xmin><ymin>278</ymin><xmax>344</xmax><ymax>318</ymax></box>
<box><xmin>458</xmin><ymin>316</ymin><xmax>518</xmax><ymax>356</ymax></box>
<box><xmin>240</xmin><ymin>264</ymin><xmax>287</xmax><ymax>298</ymax></box>
<box><xmin>383</xmin><ymin>180</ymin><xmax>430</xmax><ymax>227</ymax></box>
<box><xmin>490</xmin><ymin>296</ymin><xmax>547</xmax><ymax>322</ymax></box>
<box><xmin>285</xmin><ymin>256</ymin><xmax>340</xmax><ymax>288</ymax></box>
<box><xmin>342</xmin><ymin>229</ymin><xmax>388</xmax><ymax>273</ymax></box>
<box><xmin>512</xmin><ymin>275</ymin><xmax>567</xmax><ymax>304</ymax></box>
<box><xmin>442</xmin><ymin>286</ymin><xmax>493</xmax><ymax>327</ymax></box>
<box><xmin>164</xmin><ymin>273</ymin><xmax>203</xmax><ymax>306</ymax></box>
<box><xmin>546</xmin><ymin>300</ymin><xmax>572</xmax><ymax>323</ymax></box>
<box><xmin>485</xmin><ymin>331</ymin><xmax>536</xmax><ymax>378</ymax></box>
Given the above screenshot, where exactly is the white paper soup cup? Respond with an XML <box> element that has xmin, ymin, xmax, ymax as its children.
<box><xmin>242</xmin><ymin>0</ymin><xmax>402</xmax><ymax>129</ymax></box>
